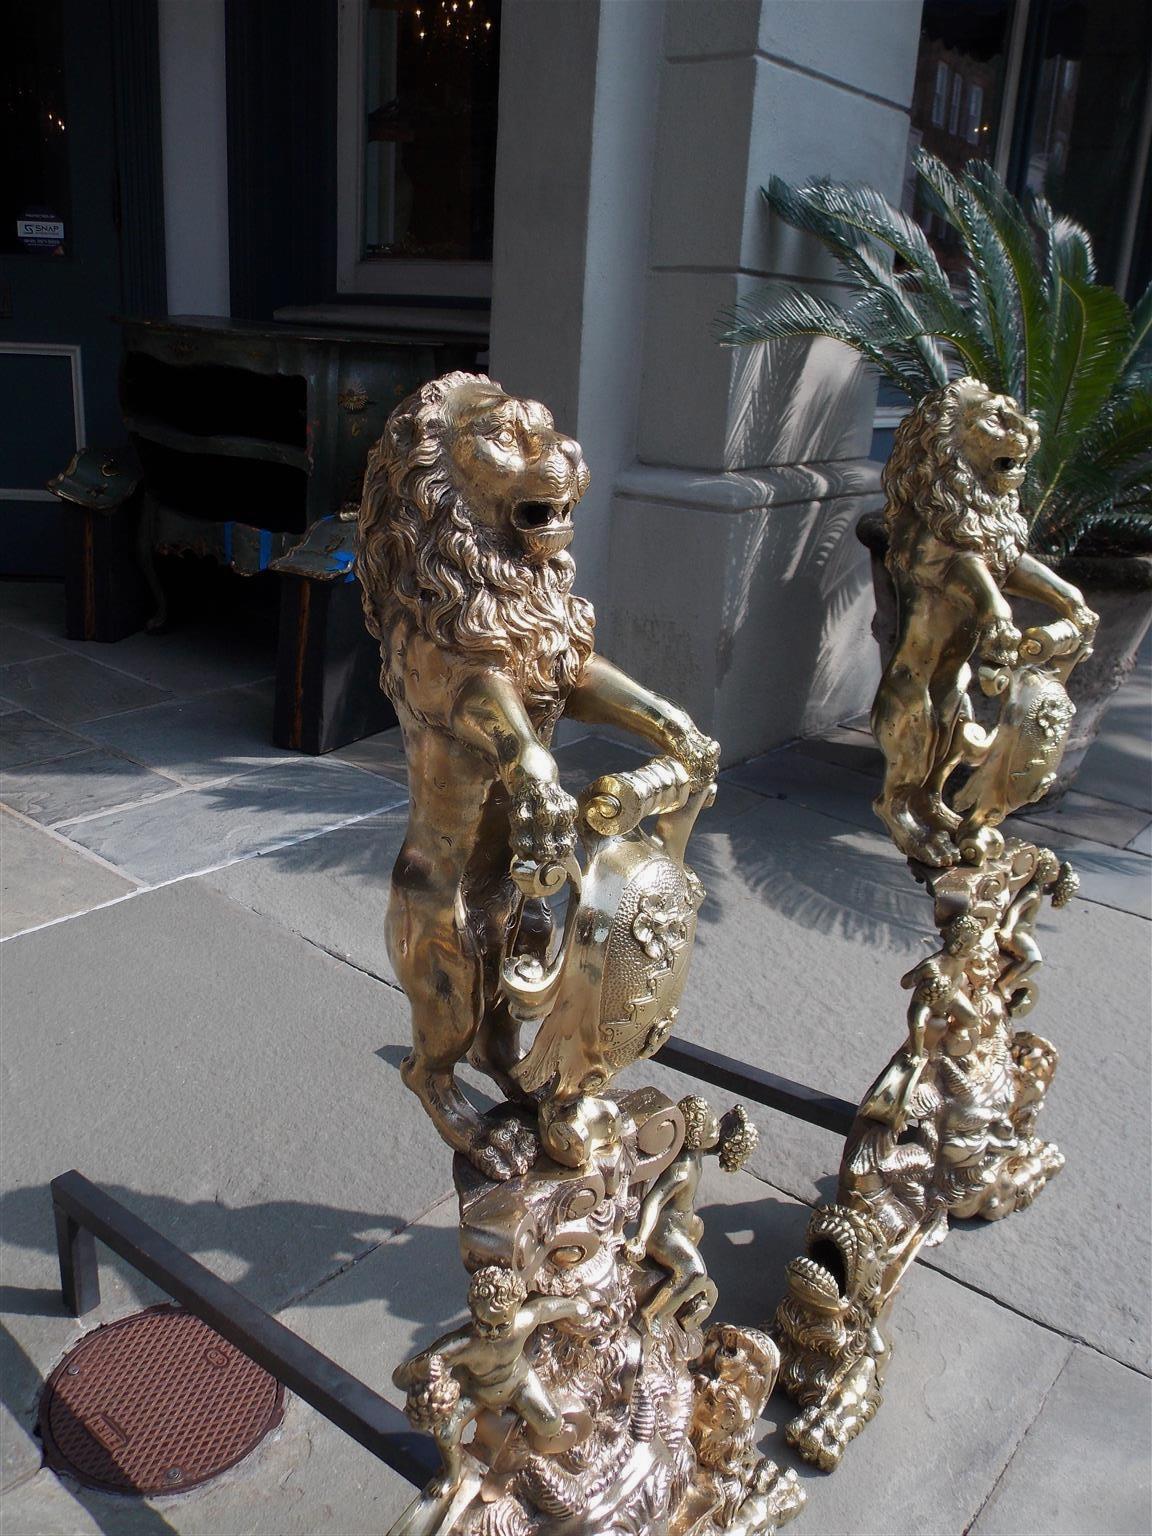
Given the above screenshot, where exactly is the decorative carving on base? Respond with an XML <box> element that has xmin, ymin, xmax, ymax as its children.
<box><xmin>393</xmin><ymin>1092</ymin><xmax>798</xmax><ymax>1536</ymax></box>
<box><xmin>773</xmin><ymin>380</ymin><xmax>1093</xmax><ymax>1470</ymax></box>
<box><xmin>360</xmin><ymin>376</ymin><xmax>802</xmax><ymax>1534</ymax></box>
<box><xmin>774</xmin><ymin>841</ymin><xmax>1072</xmax><ymax>1468</ymax></box>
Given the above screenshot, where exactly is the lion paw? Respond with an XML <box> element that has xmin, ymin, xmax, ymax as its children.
<box><xmin>978</xmin><ymin>617</ymin><xmax>1022</xmax><ymax>666</ymax></box>
<box><xmin>510</xmin><ymin>776</ymin><xmax>578</xmax><ymax>868</ymax></box>
<box><xmin>470</xmin><ymin>1118</ymin><xmax>538</xmax><ymax>1181</ymax></box>
<box><xmin>785</xmin><ymin>1403</ymin><xmax>848</xmax><ymax>1471</ymax></box>
<box><xmin>662</xmin><ymin>714</ymin><xmax>721</xmax><ymax>792</ymax></box>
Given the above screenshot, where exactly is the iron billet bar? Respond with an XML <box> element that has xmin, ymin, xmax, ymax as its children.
<box><xmin>49</xmin><ymin>1170</ymin><xmax>437</xmax><ymax>1487</ymax></box>
<box><xmin>53</xmin><ymin>1202</ymin><xmax>101</xmax><ymax>1318</ymax></box>
<box><xmin>658</xmin><ymin>1040</ymin><xmax>857</xmax><ymax>1136</ymax></box>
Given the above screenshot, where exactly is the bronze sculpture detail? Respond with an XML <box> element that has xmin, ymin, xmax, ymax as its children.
<box><xmin>773</xmin><ymin>380</ymin><xmax>1093</xmax><ymax>1470</ymax></box>
<box><xmin>358</xmin><ymin>372</ymin><xmax>718</xmax><ymax>1180</ymax></box>
<box><xmin>871</xmin><ymin>376</ymin><xmax>1097</xmax><ymax>866</ymax></box>
<box><xmin>361</xmin><ymin>375</ymin><xmax>801</xmax><ymax>1535</ymax></box>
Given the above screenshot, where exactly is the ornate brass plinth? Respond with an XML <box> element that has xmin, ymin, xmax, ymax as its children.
<box><xmin>773</xmin><ymin>378</ymin><xmax>1097</xmax><ymax>1470</ymax></box>
<box><xmin>358</xmin><ymin>373</ymin><xmax>804</xmax><ymax>1535</ymax></box>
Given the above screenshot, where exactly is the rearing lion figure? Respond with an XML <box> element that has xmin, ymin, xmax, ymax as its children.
<box><xmin>357</xmin><ymin>372</ymin><xmax>718</xmax><ymax>1179</ymax></box>
<box><xmin>872</xmin><ymin>377</ymin><xmax>1097</xmax><ymax>866</ymax></box>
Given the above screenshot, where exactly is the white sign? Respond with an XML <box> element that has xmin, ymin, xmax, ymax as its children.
<box><xmin>17</xmin><ymin>219</ymin><xmax>64</xmax><ymax>245</ymax></box>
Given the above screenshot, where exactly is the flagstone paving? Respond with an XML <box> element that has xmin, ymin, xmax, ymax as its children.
<box><xmin>0</xmin><ymin>579</ymin><xmax>1148</xmax><ymax>1535</ymax></box>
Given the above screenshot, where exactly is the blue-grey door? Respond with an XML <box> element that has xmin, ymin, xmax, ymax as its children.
<box><xmin>0</xmin><ymin>0</ymin><xmax>164</xmax><ymax>576</ymax></box>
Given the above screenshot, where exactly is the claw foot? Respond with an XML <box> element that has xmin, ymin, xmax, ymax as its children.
<box><xmin>470</xmin><ymin>1118</ymin><xmax>538</xmax><ymax>1181</ymax></box>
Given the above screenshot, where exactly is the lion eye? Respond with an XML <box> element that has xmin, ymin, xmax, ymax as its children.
<box><xmin>490</xmin><ymin>427</ymin><xmax>518</xmax><ymax>449</ymax></box>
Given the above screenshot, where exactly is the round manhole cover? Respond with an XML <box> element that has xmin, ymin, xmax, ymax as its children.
<box><xmin>40</xmin><ymin>1306</ymin><xmax>284</xmax><ymax>1495</ymax></box>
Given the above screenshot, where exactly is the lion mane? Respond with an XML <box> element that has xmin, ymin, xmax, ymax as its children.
<box><xmin>882</xmin><ymin>377</ymin><xmax>1034</xmax><ymax>584</ymax></box>
<box><xmin>356</xmin><ymin>371</ymin><xmax>595</xmax><ymax>713</ymax></box>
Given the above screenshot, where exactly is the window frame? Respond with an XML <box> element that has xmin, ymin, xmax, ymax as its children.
<box><xmin>334</xmin><ymin>0</ymin><xmax>494</xmax><ymax>300</ymax></box>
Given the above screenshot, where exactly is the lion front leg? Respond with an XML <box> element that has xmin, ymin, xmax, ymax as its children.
<box><xmin>871</xmin><ymin>656</ymin><xmax>962</xmax><ymax>867</ymax></box>
<box><xmin>784</xmin><ymin>1328</ymin><xmax>888</xmax><ymax>1471</ymax></box>
<box><xmin>389</xmin><ymin>867</ymin><xmax>537</xmax><ymax>1182</ymax></box>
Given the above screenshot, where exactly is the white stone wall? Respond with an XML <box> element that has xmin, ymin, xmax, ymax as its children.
<box><xmin>492</xmin><ymin>1</ymin><xmax>925</xmax><ymax>762</ymax></box>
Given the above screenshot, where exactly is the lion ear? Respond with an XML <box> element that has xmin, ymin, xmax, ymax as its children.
<box><xmin>389</xmin><ymin>411</ymin><xmax>420</xmax><ymax>459</ymax></box>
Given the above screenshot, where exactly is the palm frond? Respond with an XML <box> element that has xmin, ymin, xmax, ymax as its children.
<box><xmin>723</xmin><ymin>151</ymin><xmax>1150</xmax><ymax>553</ymax></box>
<box><xmin>964</xmin><ymin>160</ymin><xmax>1051</xmax><ymax>411</ymax></box>
<box><xmin>1028</xmin><ymin>274</ymin><xmax>1132</xmax><ymax>527</ymax></box>
<box><xmin>719</xmin><ymin>287</ymin><xmax>940</xmax><ymax>398</ymax></box>
<box><xmin>1123</xmin><ymin>280</ymin><xmax>1152</xmax><ymax>375</ymax></box>
<box><xmin>914</xmin><ymin>151</ymin><xmax>1020</xmax><ymax>393</ymax></box>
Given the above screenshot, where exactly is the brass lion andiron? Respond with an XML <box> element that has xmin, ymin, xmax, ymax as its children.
<box><xmin>773</xmin><ymin>378</ymin><xmax>1097</xmax><ymax>1471</ymax></box>
<box><xmin>357</xmin><ymin>372</ymin><xmax>804</xmax><ymax>1535</ymax></box>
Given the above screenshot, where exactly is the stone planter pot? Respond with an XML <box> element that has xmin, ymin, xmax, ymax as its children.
<box><xmin>855</xmin><ymin>512</ymin><xmax>1152</xmax><ymax>798</ymax></box>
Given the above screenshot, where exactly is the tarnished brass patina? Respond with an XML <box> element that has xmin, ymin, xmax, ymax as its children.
<box><xmin>360</xmin><ymin>374</ymin><xmax>803</xmax><ymax>1535</ymax></box>
<box><xmin>773</xmin><ymin>379</ymin><xmax>1094</xmax><ymax>1470</ymax></box>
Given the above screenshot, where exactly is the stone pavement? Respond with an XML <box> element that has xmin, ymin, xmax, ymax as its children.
<box><xmin>1</xmin><ymin>579</ymin><xmax>1149</xmax><ymax>1535</ymax></box>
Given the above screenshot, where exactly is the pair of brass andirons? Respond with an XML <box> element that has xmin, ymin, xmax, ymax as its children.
<box><xmin>354</xmin><ymin>372</ymin><xmax>1095</xmax><ymax>1535</ymax></box>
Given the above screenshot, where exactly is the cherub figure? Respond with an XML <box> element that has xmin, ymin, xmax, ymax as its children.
<box><xmin>871</xmin><ymin>377</ymin><xmax>1097</xmax><ymax>866</ymax></box>
<box><xmin>393</xmin><ymin>1264</ymin><xmax>590</xmax><ymax>1499</ymax></box>
<box><xmin>625</xmin><ymin>1098</ymin><xmax>758</xmax><ymax>1339</ymax></box>
<box><xmin>860</xmin><ymin>914</ymin><xmax>986</xmax><ymax>1131</ymax></box>
<box><xmin>996</xmin><ymin>848</ymin><xmax>1079</xmax><ymax>1013</ymax></box>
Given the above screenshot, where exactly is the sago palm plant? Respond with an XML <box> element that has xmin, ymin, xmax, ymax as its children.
<box><xmin>721</xmin><ymin>150</ymin><xmax>1151</xmax><ymax>558</ymax></box>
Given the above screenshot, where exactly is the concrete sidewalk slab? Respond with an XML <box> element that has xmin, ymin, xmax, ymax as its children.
<box><xmin>1</xmin><ymin>711</ymin><xmax>94</xmax><ymax>771</ymax></box>
<box><xmin>1018</xmin><ymin>789</ymin><xmax>1152</xmax><ymax>851</ymax></box>
<box><xmin>79</xmin><ymin>685</ymin><xmax>290</xmax><ymax>786</ymax></box>
<box><xmin>0</xmin><ymin>654</ymin><xmax>173</xmax><ymax>726</ymax></box>
<box><xmin>60</xmin><ymin>761</ymin><xmax>408</xmax><ymax>884</ymax></box>
<box><xmin>0</xmin><ymin>625</ymin><xmax>67</xmax><ymax>667</ymax></box>
<box><xmin>0</xmin><ymin>880</ymin><xmax>458</xmax><ymax>1493</ymax></box>
<box><xmin>0</xmin><ymin>810</ymin><xmax>137</xmax><ymax>938</ymax></box>
<box><xmin>2</xmin><ymin>749</ymin><xmax>177</xmax><ymax>828</ymax></box>
<box><xmin>967</xmin><ymin>1345</ymin><xmax>1151</xmax><ymax>1536</ymax></box>
<box><xmin>202</xmin><ymin>807</ymin><xmax>406</xmax><ymax>986</ymax></box>
<box><xmin>1</xmin><ymin>1162</ymin><xmax>1080</xmax><ymax>1536</ymax></box>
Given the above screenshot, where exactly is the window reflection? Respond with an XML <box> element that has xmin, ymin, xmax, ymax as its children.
<box><xmin>907</xmin><ymin>0</ymin><xmax>1014</xmax><ymax>275</ymax></box>
<box><xmin>1</xmin><ymin>0</ymin><xmax>70</xmax><ymax>257</ymax></box>
<box><xmin>362</xmin><ymin>0</ymin><xmax>500</xmax><ymax>263</ymax></box>
<box><xmin>1020</xmin><ymin>0</ymin><xmax>1151</xmax><ymax>286</ymax></box>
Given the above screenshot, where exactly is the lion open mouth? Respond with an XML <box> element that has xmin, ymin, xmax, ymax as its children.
<box><xmin>512</xmin><ymin>498</ymin><xmax>575</xmax><ymax>556</ymax></box>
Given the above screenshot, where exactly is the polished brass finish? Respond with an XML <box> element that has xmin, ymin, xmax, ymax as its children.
<box><xmin>361</xmin><ymin>375</ymin><xmax>801</xmax><ymax>1535</ymax></box>
<box><xmin>872</xmin><ymin>376</ymin><xmax>1097</xmax><ymax>867</ymax></box>
<box><xmin>774</xmin><ymin>380</ymin><xmax>1091</xmax><ymax>1470</ymax></box>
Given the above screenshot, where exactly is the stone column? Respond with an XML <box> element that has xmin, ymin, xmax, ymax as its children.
<box><xmin>602</xmin><ymin>0</ymin><xmax>922</xmax><ymax>762</ymax></box>
<box><xmin>489</xmin><ymin>0</ymin><xmax>665</xmax><ymax>616</ymax></box>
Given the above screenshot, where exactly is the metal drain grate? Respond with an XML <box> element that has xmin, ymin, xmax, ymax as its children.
<box><xmin>40</xmin><ymin>1305</ymin><xmax>285</xmax><ymax>1495</ymax></box>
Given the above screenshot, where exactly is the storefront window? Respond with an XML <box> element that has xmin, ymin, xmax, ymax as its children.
<box><xmin>361</xmin><ymin>0</ymin><xmax>500</xmax><ymax>264</ymax></box>
<box><xmin>1017</xmin><ymin>0</ymin><xmax>1151</xmax><ymax>289</ymax></box>
<box><xmin>1</xmin><ymin>0</ymin><xmax>70</xmax><ymax>258</ymax></box>
<box><xmin>906</xmin><ymin>0</ymin><xmax>1015</xmax><ymax>275</ymax></box>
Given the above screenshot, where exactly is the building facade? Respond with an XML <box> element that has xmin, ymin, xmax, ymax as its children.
<box><xmin>3</xmin><ymin>0</ymin><xmax>1149</xmax><ymax>762</ymax></box>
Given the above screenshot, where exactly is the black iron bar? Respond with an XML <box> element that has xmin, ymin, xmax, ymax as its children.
<box><xmin>657</xmin><ymin>1039</ymin><xmax>857</xmax><ymax>1135</ymax></box>
<box><xmin>53</xmin><ymin>1201</ymin><xmax>100</xmax><ymax>1318</ymax></box>
<box><xmin>49</xmin><ymin>1170</ymin><xmax>437</xmax><ymax>1487</ymax></box>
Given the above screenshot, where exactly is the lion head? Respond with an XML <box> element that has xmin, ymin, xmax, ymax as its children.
<box><xmin>883</xmin><ymin>377</ymin><xmax>1038</xmax><ymax>582</ymax></box>
<box><xmin>356</xmin><ymin>371</ymin><xmax>595</xmax><ymax>712</ymax></box>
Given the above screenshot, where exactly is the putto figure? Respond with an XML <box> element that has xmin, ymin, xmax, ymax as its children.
<box><xmin>393</xmin><ymin>1265</ymin><xmax>590</xmax><ymax>1500</ymax></box>
<box><xmin>363</xmin><ymin>375</ymin><xmax>793</xmax><ymax>1536</ymax></box>
<box><xmin>871</xmin><ymin>376</ymin><xmax>1097</xmax><ymax>866</ymax></box>
<box><xmin>773</xmin><ymin>378</ymin><xmax>1091</xmax><ymax>1471</ymax></box>
<box><xmin>357</xmin><ymin>372</ymin><xmax>718</xmax><ymax>1180</ymax></box>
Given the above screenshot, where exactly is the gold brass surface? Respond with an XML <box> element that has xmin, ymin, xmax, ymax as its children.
<box><xmin>871</xmin><ymin>376</ymin><xmax>1097</xmax><ymax>868</ymax></box>
<box><xmin>773</xmin><ymin>379</ymin><xmax>1091</xmax><ymax>1471</ymax></box>
<box><xmin>359</xmin><ymin>374</ymin><xmax>803</xmax><ymax>1535</ymax></box>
